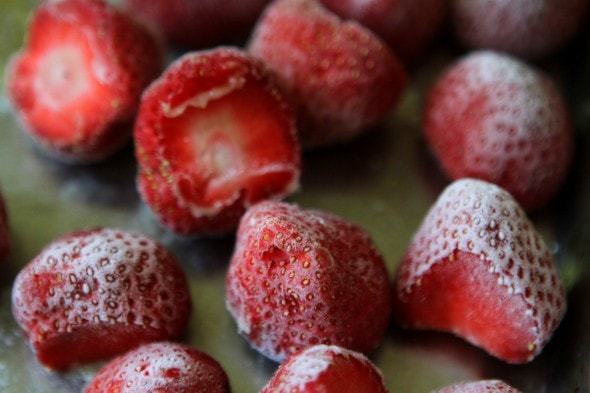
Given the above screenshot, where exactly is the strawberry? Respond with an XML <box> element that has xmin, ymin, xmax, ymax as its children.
<box><xmin>5</xmin><ymin>0</ymin><xmax>164</xmax><ymax>164</ymax></box>
<box><xmin>261</xmin><ymin>344</ymin><xmax>389</xmax><ymax>393</ymax></box>
<box><xmin>225</xmin><ymin>201</ymin><xmax>392</xmax><ymax>362</ymax></box>
<box><xmin>392</xmin><ymin>178</ymin><xmax>567</xmax><ymax>364</ymax></box>
<box><xmin>320</xmin><ymin>0</ymin><xmax>448</xmax><ymax>64</ymax></box>
<box><xmin>434</xmin><ymin>380</ymin><xmax>521</xmax><ymax>393</ymax></box>
<box><xmin>83</xmin><ymin>342</ymin><xmax>231</xmax><ymax>393</ymax></box>
<box><xmin>122</xmin><ymin>0</ymin><xmax>271</xmax><ymax>49</ymax></box>
<box><xmin>0</xmin><ymin>189</ymin><xmax>10</xmax><ymax>263</ymax></box>
<box><xmin>248</xmin><ymin>0</ymin><xmax>407</xmax><ymax>149</ymax></box>
<box><xmin>11</xmin><ymin>227</ymin><xmax>192</xmax><ymax>371</ymax></box>
<box><xmin>451</xmin><ymin>0</ymin><xmax>590</xmax><ymax>59</ymax></box>
<box><xmin>423</xmin><ymin>50</ymin><xmax>573</xmax><ymax>211</ymax></box>
<box><xmin>134</xmin><ymin>47</ymin><xmax>301</xmax><ymax>237</ymax></box>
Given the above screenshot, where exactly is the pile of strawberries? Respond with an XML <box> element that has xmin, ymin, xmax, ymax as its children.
<box><xmin>2</xmin><ymin>0</ymin><xmax>589</xmax><ymax>391</ymax></box>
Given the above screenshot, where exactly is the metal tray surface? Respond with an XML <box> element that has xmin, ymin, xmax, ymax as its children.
<box><xmin>1</xmin><ymin>2</ymin><xmax>589</xmax><ymax>392</ymax></box>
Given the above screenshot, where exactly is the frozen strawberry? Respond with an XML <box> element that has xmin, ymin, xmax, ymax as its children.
<box><xmin>261</xmin><ymin>344</ymin><xmax>388</xmax><ymax>393</ymax></box>
<box><xmin>248</xmin><ymin>0</ymin><xmax>407</xmax><ymax>148</ymax></box>
<box><xmin>393</xmin><ymin>179</ymin><xmax>567</xmax><ymax>364</ymax></box>
<box><xmin>11</xmin><ymin>227</ymin><xmax>191</xmax><ymax>371</ymax></box>
<box><xmin>84</xmin><ymin>342</ymin><xmax>231</xmax><ymax>393</ymax></box>
<box><xmin>123</xmin><ymin>0</ymin><xmax>271</xmax><ymax>49</ymax></box>
<box><xmin>5</xmin><ymin>0</ymin><xmax>164</xmax><ymax>164</ymax></box>
<box><xmin>225</xmin><ymin>201</ymin><xmax>392</xmax><ymax>362</ymax></box>
<box><xmin>320</xmin><ymin>0</ymin><xmax>448</xmax><ymax>64</ymax></box>
<box><xmin>434</xmin><ymin>380</ymin><xmax>521</xmax><ymax>393</ymax></box>
<box><xmin>0</xmin><ymin>189</ymin><xmax>10</xmax><ymax>263</ymax></box>
<box><xmin>451</xmin><ymin>0</ymin><xmax>590</xmax><ymax>59</ymax></box>
<box><xmin>134</xmin><ymin>47</ymin><xmax>301</xmax><ymax>237</ymax></box>
<box><xmin>423</xmin><ymin>50</ymin><xmax>573</xmax><ymax>211</ymax></box>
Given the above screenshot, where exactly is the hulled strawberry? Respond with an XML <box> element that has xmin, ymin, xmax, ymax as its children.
<box><xmin>11</xmin><ymin>228</ymin><xmax>191</xmax><ymax>371</ymax></box>
<box><xmin>261</xmin><ymin>345</ymin><xmax>389</xmax><ymax>393</ymax></box>
<box><xmin>84</xmin><ymin>342</ymin><xmax>231</xmax><ymax>393</ymax></box>
<box><xmin>122</xmin><ymin>0</ymin><xmax>271</xmax><ymax>49</ymax></box>
<box><xmin>423</xmin><ymin>50</ymin><xmax>573</xmax><ymax>211</ymax></box>
<box><xmin>248</xmin><ymin>0</ymin><xmax>407</xmax><ymax>148</ymax></box>
<box><xmin>434</xmin><ymin>380</ymin><xmax>521</xmax><ymax>393</ymax></box>
<box><xmin>320</xmin><ymin>0</ymin><xmax>448</xmax><ymax>64</ymax></box>
<box><xmin>134</xmin><ymin>47</ymin><xmax>301</xmax><ymax>237</ymax></box>
<box><xmin>5</xmin><ymin>0</ymin><xmax>164</xmax><ymax>164</ymax></box>
<box><xmin>451</xmin><ymin>0</ymin><xmax>590</xmax><ymax>59</ymax></box>
<box><xmin>225</xmin><ymin>201</ymin><xmax>392</xmax><ymax>362</ymax></box>
<box><xmin>393</xmin><ymin>179</ymin><xmax>567</xmax><ymax>364</ymax></box>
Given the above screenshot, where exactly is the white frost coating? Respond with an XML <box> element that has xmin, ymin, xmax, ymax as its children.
<box><xmin>399</xmin><ymin>179</ymin><xmax>565</xmax><ymax>340</ymax></box>
<box><xmin>429</xmin><ymin>50</ymin><xmax>566</xmax><ymax>176</ymax></box>
<box><xmin>11</xmin><ymin>228</ymin><xmax>185</xmax><ymax>336</ymax></box>
<box><xmin>93</xmin><ymin>342</ymin><xmax>222</xmax><ymax>392</ymax></box>
<box><xmin>161</xmin><ymin>76</ymin><xmax>247</xmax><ymax>118</ymax></box>
<box><xmin>434</xmin><ymin>379</ymin><xmax>522</xmax><ymax>393</ymax></box>
<box><xmin>279</xmin><ymin>345</ymin><xmax>372</xmax><ymax>391</ymax></box>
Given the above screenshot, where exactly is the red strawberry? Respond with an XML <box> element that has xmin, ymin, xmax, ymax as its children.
<box><xmin>423</xmin><ymin>50</ymin><xmax>573</xmax><ymax>211</ymax></box>
<box><xmin>261</xmin><ymin>344</ymin><xmax>389</xmax><ymax>393</ymax></box>
<box><xmin>434</xmin><ymin>380</ymin><xmax>521</xmax><ymax>393</ymax></box>
<box><xmin>320</xmin><ymin>0</ymin><xmax>448</xmax><ymax>64</ymax></box>
<box><xmin>248</xmin><ymin>0</ymin><xmax>407</xmax><ymax>148</ymax></box>
<box><xmin>0</xmin><ymin>189</ymin><xmax>10</xmax><ymax>263</ymax></box>
<box><xmin>5</xmin><ymin>0</ymin><xmax>164</xmax><ymax>164</ymax></box>
<box><xmin>134</xmin><ymin>47</ymin><xmax>301</xmax><ymax>237</ymax></box>
<box><xmin>83</xmin><ymin>342</ymin><xmax>231</xmax><ymax>393</ymax></box>
<box><xmin>11</xmin><ymin>227</ymin><xmax>191</xmax><ymax>371</ymax></box>
<box><xmin>225</xmin><ymin>201</ymin><xmax>391</xmax><ymax>362</ymax></box>
<box><xmin>122</xmin><ymin>0</ymin><xmax>271</xmax><ymax>49</ymax></box>
<box><xmin>392</xmin><ymin>178</ymin><xmax>567</xmax><ymax>364</ymax></box>
<box><xmin>451</xmin><ymin>0</ymin><xmax>590</xmax><ymax>59</ymax></box>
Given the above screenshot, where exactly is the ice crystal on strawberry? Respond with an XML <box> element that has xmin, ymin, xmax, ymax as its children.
<box><xmin>423</xmin><ymin>50</ymin><xmax>573</xmax><ymax>211</ymax></box>
<box><xmin>393</xmin><ymin>179</ymin><xmax>566</xmax><ymax>363</ymax></box>
<box><xmin>84</xmin><ymin>342</ymin><xmax>231</xmax><ymax>393</ymax></box>
<box><xmin>261</xmin><ymin>345</ymin><xmax>389</xmax><ymax>392</ymax></box>
<box><xmin>225</xmin><ymin>201</ymin><xmax>391</xmax><ymax>362</ymax></box>
<box><xmin>11</xmin><ymin>228</ymin><xmax>192</xmax><ymax>370</ymax></box>
<box><xmin>434</xmin><ymin>379</ymin><xmax>522</xmax><ymax>393</ymax></box>
<box><xmin>249</xmin><ymin>0</ymin><xmax>407</xmax><ymax>148</ymax></box>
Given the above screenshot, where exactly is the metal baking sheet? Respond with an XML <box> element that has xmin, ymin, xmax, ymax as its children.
<box><xmin>1</xmin><ymin>2</ymin><xmax>589</xmax><ymax>392</ymax></box>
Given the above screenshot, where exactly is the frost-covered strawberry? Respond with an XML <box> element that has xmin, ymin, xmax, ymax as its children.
<box><xmin>423</xmin><ymin>51</ymin><xmax>573</xmax><ymax>211</ymax></box>
<box><xmin>134</xmin><ymin>47</ymin><xmax>301</xmax><ymax>237</ymax></box>
<box><xmin>321</xmin><ymin>0</ymin><xmax>448</xmax><ymax>63</ymax></box>
<box><xmin>451</xmin><ymin>0</ymin><xmax>590</xmax><ymax>59</ymax></box>
<box><xmin>434</xmin><ymin>380</ymin><xmax>522</xmax><ymax>393</ymax></box>
<box><xmin>123</xmin><ymin>0</ymin><xmax>270</xmax><ymax>49</ymax></box>
<box><xmin>84</xmin><ymin>342</ymin><xmax>231</xmax><ymax>393</ymax></box>
<box><xmin>249</xmin><ymin>0</ymin><xmax>407</xmax><ymax>148</ymax></box>
<box><xmin>11</xmin><ymin>228</ymin><xmax>191</xmax><ymax>371</ymax></box>
<box><xmin>5</xmin><ymin>0</ymin><xmax>164</xmax><ymax>164</ymax></box>
<box><xmin>0</xmin><ymin>189</ymin><xmax>9</xmax><ymax>263</ymax></box>
<box><xmin>225</xmin><ymin>201</ymin><xmax>391</xmax><ymax>362</ymax></box>
<box><xmin>393</xmin><ymin>179</ymin><xmax>567</xmax><ymax>364</ymax></box>
<box><xmin>261</xmin><ymin>345</ymin><xmax>388</xmax><ymax>393</ymax></box>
